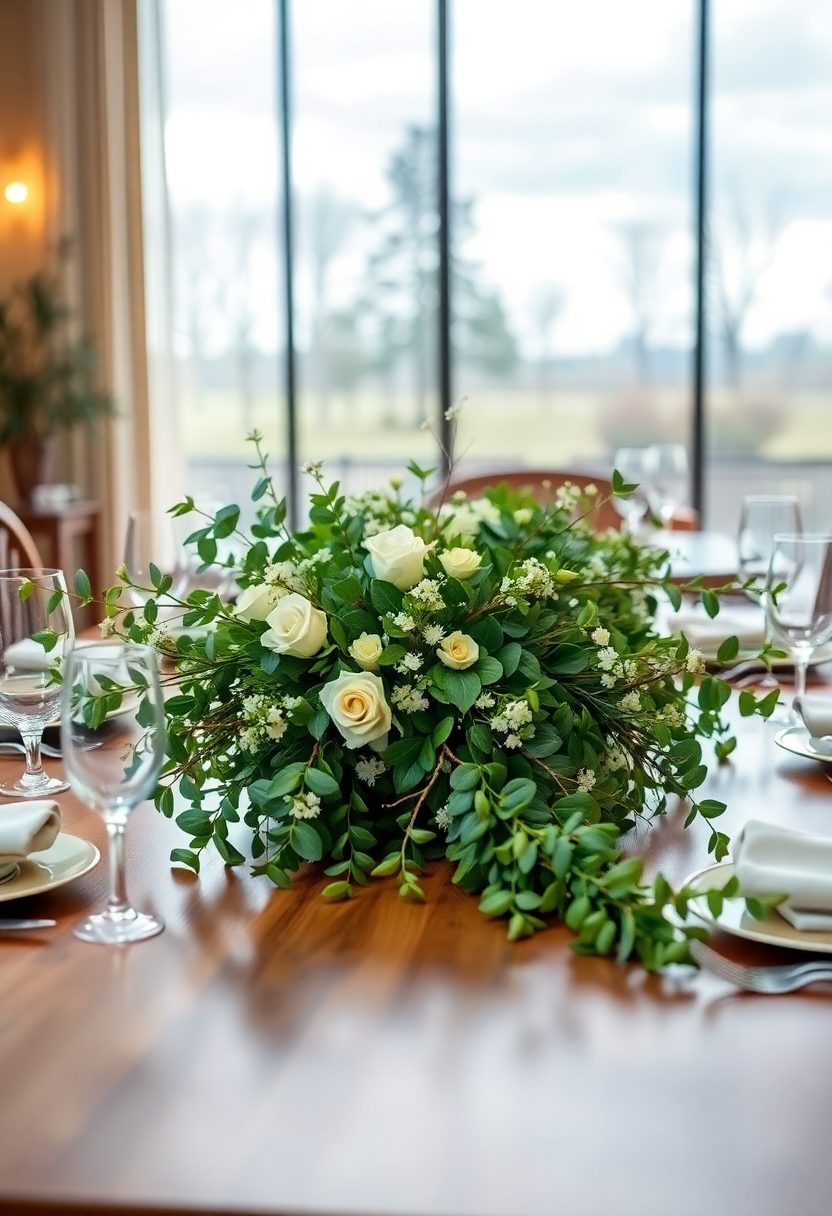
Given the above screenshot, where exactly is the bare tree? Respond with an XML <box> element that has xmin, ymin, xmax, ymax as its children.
<box><xmin>614</xmin><ymin>222</ymin><xmax>669</xmax><ymax>387</ymax></box>
<box><xmin>529</xmin><ymin>285</ymin><xmax>566</xmax><ymax>409</ymax></box>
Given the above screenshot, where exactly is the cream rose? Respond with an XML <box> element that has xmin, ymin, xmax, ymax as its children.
<box><xmin>261</xmin><ymin>592</ymin><xmax>327</xmax><ymax>658</ymax></box>
<box><xmin>319</xmin><ymin>670</ymin><xmax>392</xmax><ymax>750</ymax></box>
<box><xmin>439</xmin><ymin>547</ymin><xmax>482</xmax><ymax>581</ymax></box>
<box><xmin>436</xmin><ymin>631</ymin><xmax>479</xmax><ymax>671</ymax></box>
<box><xmin>363</xmin><ymin>524</ymin><xmax>428</xmax><ymax>591</ymax></box>
<box><xmin>234</xmin><ymin>582</ymin><xmax>287</xmax><ymax>623</ymax></box>
<box><xmin>350</xmin><ymin>632</ymin><xmax>384</xmax><ymax>671</ymax></box>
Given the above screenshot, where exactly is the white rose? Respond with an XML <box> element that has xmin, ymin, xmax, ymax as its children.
<box><xmin>439</xmin><ymin>547</ymin><xmax>482</xmax><ymax>581</ymax></box>
<box><xmin>364</xmin><ymin>524</ymin><xmax>428</xmax><ymax>590</ymax></box>
<box><xmin>261</xmin><ymin>592</ymin><xmax>327</xmax><ymax>658</ymax></box>
<box><xmin>350</xmin><ymin>632</ymin><xmax>384</xmax><ymax>671</ymax></box>
<box><xmin>436</xmin><ymin>631</ymin><xmax>479</xmax><ymax>671</ymax></box>
<box><xmin>319</xmin><ymin>670</ymin><xmax>392</xmax><ymax>750</ymax></box>
<box><xmin>234</xmin><ymin>583</ymin><xmax>288</xmax><ymax>623</ymax></box>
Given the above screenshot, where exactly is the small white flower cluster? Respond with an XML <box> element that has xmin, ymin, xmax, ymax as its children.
<box><xmin>345</xmin><ymin>488</ymin><xmax>398</xmax><ymax>537</ymax></box>
<box><xmin>444</xmin><ymin>399</ymin><xmax>465</xmax><ymax>422</ymax></box>
<box><xmin>391</xmin><ymin>684</ymin><xmax>430</xmax><ymax>714</ymax></box>
<box><xmin>435</xmin><ymin>805</ymin><xmax>452</xmax><ymax>832</ymax></box>
<box><xmin>601</xmin><ymin>740</ymin><xmax>630</xmax><ymax>772</ymax></box>
<box><xmin>395</xmin><ymin>651</ymin><xmax>424</xmax><ymax>676</ymax></box>
<box><xmin>500</xmin><ymin>556</ymin><xmax>556</xmax><ymax>603</ymax></box>
<box><xmin>264</xmin><ymin>559</ymin><xmax>305</xmax><ymax>593</ymax></box>
<box><xmin>238</xmin><ymin>691</ymin><xmax>302</xmax><ymax>753</ymax></box>
<box><xmin>286</xmin><ymin>791</ymin><xmax>321</xmax><ymax>820</ymax></box>
<box><xmin>576</xmin><ymin>767</ymin><xmax>597</xmax><ymax>793</ymax></box>
<box><xmin>656</xmin><ymin>705</ymin><xmax>685</xmax><ymax>728</ymax></box>
<box><xmin>301</xmin><ymin>460</ymin><xmax>324</xmax><ymax>478</ymax></box>
<box><xmin>590</xmin><ymin>625</ymin><xmax>610</xmax><ymax>647</ymax></box>
<box><xmin>489</xmin><ymin>698</ymin><xmax>535</xmax><ymax>749</ymax></box>
<box><xmin>554</xmin><ymin>482</ymin><xmax>582</xmax><ymax>512</ymax></box>
<box><xmin>582</xmin><ymin>555</ymin><xmax>609</xmax><ymax>580</ymax></box>
<box><xmin>685</xmin><ymin>647</ymin><xmax>706</xmax><ymax>674</ymax></box>
<box><xmin>439</xmin><ymin>496</ymin><xmax>501</xmax><ymax>542</ymax></box>
<box><xmin>619</xmin><ymin>690</ymin><xmax>642</xmax><ymax>713</ymax></box>
<box><xmin>98</xmin><ymin>616</ymin><xmax>117</xmax><ymax>639</ymax></box>
<box><xmin>422</xmin><ymin>623</ymin><xmax>446</xmax><ymax>646</ymax></box>
<box><xmin>474</xmin><ymin>691</ymin><xmax>496</xmax><ymax>710</ymax></box>
<box><xmin>393</xmin><ymin>611</ymin><xmax>416</xmax><ymax>633</ymax></box>
<box><xmin>596</xmin><ymin>641</ymin><xmax>639</xmax><ymax>689</ymax></box>
<box><xmin>355</xmin><ymin>756</ymin><xmax>387</xmax><ymax>786</ymax></box>
<box><xmin>408</xmin><ymin>578</ymin><xmax>446</xmax><ymax>613</ymax></box>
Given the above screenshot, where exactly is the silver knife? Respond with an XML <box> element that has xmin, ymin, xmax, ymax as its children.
<box><xmin>0</xmin><ymin>919</ymin><xmax>57</xmax><ymax>931</ymax></box>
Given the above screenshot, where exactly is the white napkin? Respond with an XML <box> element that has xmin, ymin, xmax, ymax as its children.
<box><xmin>673</xmin><ymin>605</ymin><xmax>765</xmax><ymax>654</ymax></box>
<box><xmin>794</xmin><ymin>695</ymin><xmax>832</xmax><ymax>755</ymax></box>
<box><xmin>0</xmin><ymin>800</ymin><xmax>61</xmax><ymax>864</ymax></box>
<box><xmin>734</xmin><ymin>819</ymin><xmax>832</xmax><ymax>931</ymax></box>
<box><xmin>3</xmin><ymin>638</ymin><xmax>53</xmax><ymax>672</ymax></box>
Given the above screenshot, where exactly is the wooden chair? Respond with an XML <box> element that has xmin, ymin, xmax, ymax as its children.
<box><xmin>430</xmin><ymin>469</ymin><xmax>621</xmax><ymax>532</ymax></box>
<box><xmin>0</xmin><ymin>502</ymin><xmax>46</xmax><ymax>570</ymax></box>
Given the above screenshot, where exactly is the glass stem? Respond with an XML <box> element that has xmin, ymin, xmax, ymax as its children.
<box><xmin>794</xmin><ymin>649</ymin><xmax>810</xmax><ymax>703</ymax></box>
<box><xmin>105</xmin><ymin>818</ymin><xmax>130</xmax><ymax>915</ymax></box>
<box><xmin>20</xmin><ymin>730</ymin><xmax>44</xmax><ymax>783</ymax></box>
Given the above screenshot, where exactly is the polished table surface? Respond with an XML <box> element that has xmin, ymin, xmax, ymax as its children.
<box><xmin>1</xmin><ymin>680</ymin><xmax>832</xmax><ymax>1216</ymax></box>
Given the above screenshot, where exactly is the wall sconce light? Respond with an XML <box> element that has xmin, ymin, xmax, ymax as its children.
<box><xmin>3</xmin><ymin>181</ymin><xmax>29</xmax><ymax>205</ymax></box>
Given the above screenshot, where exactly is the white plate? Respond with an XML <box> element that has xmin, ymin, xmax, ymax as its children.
<box><xmin>686</xmin><ymin>860</ymin><xmax>832</xmax><ymax>954</ymax></box>
<box><xmin>773</xmin><ymin>725</ymin><xmax>832</xmax><ymax>765</ymax></box>
<box><xmin>0</xmin><ymin>832</ymin><xmax>100</xmax><ymax>903</ymax></box>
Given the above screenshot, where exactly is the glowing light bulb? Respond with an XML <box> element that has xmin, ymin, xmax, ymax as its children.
<box><xmin>3</xmin><ymin>181</ymin><xmax>28</xmax><ymax>205</ymax></box>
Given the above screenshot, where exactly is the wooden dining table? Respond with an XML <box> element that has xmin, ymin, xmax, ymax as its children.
<box><xmin>1</xmin><ymin>676</ymin><xmax>832</xmax><ymax>1216</ymax></box>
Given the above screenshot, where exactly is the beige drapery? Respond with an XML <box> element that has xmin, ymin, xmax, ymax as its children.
<box><xmin>2</xmin><ymin>0</ymin><xmax>165</xmax><ymax>583</ymax></box>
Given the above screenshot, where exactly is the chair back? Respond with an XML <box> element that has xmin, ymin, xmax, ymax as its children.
<box><xmin>0</xmin><ymin>502</ymin><xmax>45</xmax><ymax>570</ymax></box>
<box><xmin>430</xmin><ymin>470</ymin><xmax>621</xmax><ymax>532</ymax></box>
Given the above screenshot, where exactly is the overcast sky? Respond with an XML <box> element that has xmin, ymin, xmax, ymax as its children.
<box><xmin>153</xmin><ymin>0</ymin><xmax>832</xmax><ymax>357</ymax></box>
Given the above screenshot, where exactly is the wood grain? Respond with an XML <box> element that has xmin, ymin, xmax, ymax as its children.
<box><xmin>1</xmin><ymin>680</ymin><xmax>832</xmax><ymax>1216</ymax></box>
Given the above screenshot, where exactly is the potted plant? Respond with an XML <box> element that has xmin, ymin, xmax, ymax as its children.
<box><xmin>0</xmin><ymin>242</ymin><xmax>115</xmax><ymax>504</ymax></box>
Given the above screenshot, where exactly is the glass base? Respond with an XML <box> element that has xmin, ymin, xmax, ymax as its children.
<box><xmin>0</xmin><ymin>773</ymin><xmax>70</xmax><ymax>798</ymax></box>
<box><xmin>73</xmin><ymin>906</ymin><xmax>165</xmax><ymax>945</ymax></box>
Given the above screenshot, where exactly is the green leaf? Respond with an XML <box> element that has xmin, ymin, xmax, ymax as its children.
<box><xmin>214</xmin><ymin>837</ymin><xmax>245</xmax><ymax>866</ymax></box>
<box><xmin>497</xmin><ymin>642</ymin><xmax>522</xmax><ymax>677</ymax></box>
<box><xmin>450</xmin><ymin>763</ymin><xmax>480</xmax><ymax>791</ymax></box>
<box><xmin>267</xmin><ymin>762</ymin><xmax>306</xmax><ymax>798</ymax></box>
<box><xmin>432</xmin><ymin>665</ymin><xmax>481</xmax><ymax>713</ymax></box>
<box><xmin>716</xmin><ymin>635</ymin><xmax>740</xmax><ymax>664</ymax></box>
<box><xmin>74</xmin><ymin>569</ymin><xmax>92</xmax><ymax>601</ymax></box>
<box><xmin>369</xmin><ymin>579</ymin><xmax>403</xmax><ymax>618</ymax></box>
<box><xmin>371</xmin><ymin>853</ymin><xmax>401</xmax><ymax>877</ymax></box>
<box><xmin>701</xmin><ymin>589</ymin><xmax>719</xmax><ymax>619</ymax></box>
<box><xmin>291</xmin><ymin>820</ymin><xmax>323</xmax><ymax>862</ymax></box>
<box><xmin>321</xmin><ymin>880</ymin><xmax>351</xmax><ymax>901</ymax></box>
<box><xmin>305</xmin><ymin>768</ymin><xmax>340</xmax><ymax>798</ymax></box>
<box><xmin>475</xmin><ymin>655</ymin><xmax>503</xmax><ymax>685</ymax></box>
<box><xmin>432</xmin><ymin>716</ymin><xmax>455</xmax><ymax>747</ymax></box>
<box><xmin>176</xmin><ymin>808</ymin><xmax>212</xmax><ymax>836</ymax></box>
<box><xmin>170</xmin><ymin>847</ymin><xmax>200</xmax><ymax>873</ymax></box>
<box><xmin>479</xmin><ymin>889</ymin><xmax>514</xmax><ymax>917</ymax></box>
<box><xmin>383</xmin><ymin>735</ymin><xmax>424</xmax><ymax>767</ymax></box>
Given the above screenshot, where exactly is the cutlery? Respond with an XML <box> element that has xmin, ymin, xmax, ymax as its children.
<box><xmin>0</xmin><ymin>741</ymin><xmax>62</xmax><ymax>759</ymax></box>
<box><xmin>0</xmin><ymin>919</ymin><xmax>57</xmax><ymax>932</ymax></box>
<box><xmin>691</xmin><ymin>938</ymin><xmax>832</xmax><ymax>993</ymax></box>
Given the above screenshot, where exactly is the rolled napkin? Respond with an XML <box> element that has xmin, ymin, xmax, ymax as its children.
<box><xmin>672</xmin><ymin>605</ymin><xmax>765</xmax><ymax>654</ymax></box>
<box><xmin>0</xmin><ymin>800</ymin><xmax>61</xmax><ymax>884</ymax></box>
<box><xmin>734</xmin><ymin>818</ymin><xmax>832</xmax><ymax>932</ymax></box>
<box><xmin>793</xmin><ymin>695</ymin><xmax>832</xmax><ymax>755</ymax></box>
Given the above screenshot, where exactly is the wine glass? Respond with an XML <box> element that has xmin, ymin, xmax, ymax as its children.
<box><xmin>0</xmin><ymin>568</ymin><xmax>74</xmax><ymax>797</ymax></box>
<box><xmin>61</xmin><ymin>642</ymin><xmax>166</xmax><ymax>944</ymax></box>
<box><xmin>644</xmin><ymin>444</ymin><xmax>689</xmax><ymax>527</ymax></box>
<box><xmin>765</xmin><ymin>535</ymin><xmax>832</xmax><ymax>713</ymax></box>
<box><xmin>611</xmin><ymin>447</ymin><xmax>650</xmax><ymax>533</ymax></box>
<box><xmin>737</xmin><ymin>495</ymin><xmax>803</xmax><ymax>599</ymax></box>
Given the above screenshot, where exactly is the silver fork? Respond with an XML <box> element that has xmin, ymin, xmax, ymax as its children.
<box><xmin>691</xmin><ymin>939</ymin><xmax>832</xmax><ymax>993</ymax></box>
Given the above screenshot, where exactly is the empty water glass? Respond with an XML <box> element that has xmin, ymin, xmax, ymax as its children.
<box><xmin>765</xmin><ymin>535</ymin><xmax>832</xmax><ymax>710</ymax></box>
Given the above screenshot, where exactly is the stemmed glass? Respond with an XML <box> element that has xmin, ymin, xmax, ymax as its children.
<box><xmin>611</xmin><ymin>447</ymin><xmax>650</xmax><ymax>533</ymax></box>
<box><xmin>765</xmin><ymin>535</ymin><xmax>832</xmax><ymax>715</ymax></box>
<box><xmin>61</xmin><ymin>643</ymin><xmax>166</xmax><ymax>944</ymax></box>
<box><xmin>0</xmin><ymin>568</ymin><xmax>74</xmax><ymax>797</ymax></box>
<box><xmin>737</xmin><ymin>495</ymin><xmax>803</xmax><ymax>598</ymax></box>
<box><xmin>644</xmin><ymin>443</ymin><xmax>689</xmax><ymax>527</ymax></box>
<box><xmin>124</xmin><ymin>510</ymin><xmax>189</xmax><ymax>609</ymax></box>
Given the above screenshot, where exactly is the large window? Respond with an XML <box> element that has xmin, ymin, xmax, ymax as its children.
<box><xmin>139</xmin><ymin>0</ymin><xmax>831</xmax><ymax>528</ymax></box>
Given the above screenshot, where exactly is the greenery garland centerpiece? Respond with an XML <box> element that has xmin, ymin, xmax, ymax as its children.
<box><xmin>76</xmin><ymin>432</ymin><xmax>781</xmax><ymax>969</ymax></box>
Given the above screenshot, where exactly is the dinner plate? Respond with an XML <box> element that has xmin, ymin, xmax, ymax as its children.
<box><xmin>686</xmin><ymin>860</ymin><xmax>832</xmax><ymax>954</ymax></box>
<box><xmin>0</xmin><ymin>833</ymin><xmax>100</xmax><ymax>903</ymax></box>
<box><xmin>773</xmin><ymin>725</ymin><xmax>832</xmax><ymax>765</ymax></box>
